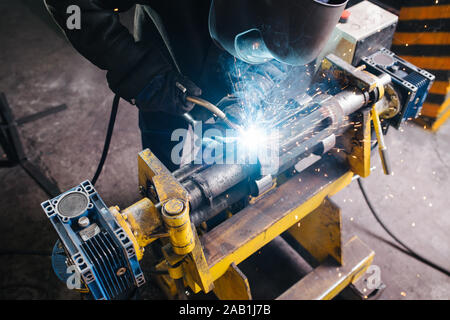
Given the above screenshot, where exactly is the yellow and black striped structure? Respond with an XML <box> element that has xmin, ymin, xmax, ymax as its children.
<box><xmin>392</xmin><ymin>0</ymin><xmax>450</xmax><ymax>131</ymax></box>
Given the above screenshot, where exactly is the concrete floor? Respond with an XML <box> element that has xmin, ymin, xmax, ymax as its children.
<box><xmin>0</xmin><ymin>1</ymin><xmax>448</xmax><ymax>300</ymax></box>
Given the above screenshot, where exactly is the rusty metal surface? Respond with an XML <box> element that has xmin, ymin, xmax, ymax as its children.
<box><xmin>277</xmin><ymin>236</ymin><xmax>375</xmax><ymax>300</ymax></box>
<box><xmin>182</xmin><ymin>225</ymin><xmax>215</xmax><ymax>293</ymax></box>
<box><xmin>201</xmin><ymin>156</ymin><xmax>351</xmax><ymax>274</ymax></box>
<box><xmin>347</xmin><ymin>110</ymin><xmax>372</xmax><ymax>178</ymax></box>
<box><xmin>320</xmin><ymin>54</ymin><xmax>378</xmax><ymax>94</ymax></box>
<box><xmin>288</xmin><ymin>198</ymin><xmax>343</xmax><ymax>265</ymax></box>
<box><xmin>122</xmin><ymin>198</ymin><xmax>162</xmax><ymax>247</ymax></box>
<box><xmin>213</xmin><ymin>263</ymin><xmax>252</xmax><ymax>300</ymax></box>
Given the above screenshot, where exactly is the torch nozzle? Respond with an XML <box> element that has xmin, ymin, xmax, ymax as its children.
<box><xmin>186</xmin><ymin>96</ymin><xmax>242</xmax><ymax>131</ymax></box>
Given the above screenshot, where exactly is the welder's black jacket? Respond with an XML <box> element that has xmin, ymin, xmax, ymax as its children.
<box><xmin>45</xmin><ymin>0</ymin><xmax>227</xmax><ymax>103</ymax></box>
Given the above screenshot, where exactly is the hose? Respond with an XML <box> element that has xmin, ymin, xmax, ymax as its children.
<box><xmin>186</xmin><ymin>96</ymin><xmax>241</xmax><ymax>130</ymax></box>
<box><xmin>91</xmin><ymin>94</ymin><xmax>120</xmax><ymax>185</ymax></box>
<box><xmin>357</xmin><ymin>178</ymin><xmax>450</xmax><ymax>277</ymax></box>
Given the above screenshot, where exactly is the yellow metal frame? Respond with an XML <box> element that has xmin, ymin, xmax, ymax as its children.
<box><xmin>109</xmin><ymin>146</ymin><xmax>375</xmax><ymax>300</ymax></box>
<box><xmin>110</xmin><ymin>71</ymin><xmax>381</xmax><ymax>298</ymax></box>
<box><xmin>205</xmin><ymin>172</ymin><xmax>354</xmax><ymax>283</ymax></box>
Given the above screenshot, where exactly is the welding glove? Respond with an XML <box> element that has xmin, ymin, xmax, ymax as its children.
<box><xmin>135</xmin><ymin>71</ymin><xmax>202</xmax><ymax>115</ymax></box>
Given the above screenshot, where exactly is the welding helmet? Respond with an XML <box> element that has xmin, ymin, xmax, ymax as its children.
<box><xmin>209</xmin><ymin>0</ymin><xmax>348</xmax><ymax>65</ymax></box>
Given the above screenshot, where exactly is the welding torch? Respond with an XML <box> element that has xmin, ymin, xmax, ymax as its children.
<box><xmin>185</xmin><ymin>96</ymin><xmax>242</xmax><ymax>131</ymax></box>
<box><xmin>175</xmin><ymin>77</ymin><xmax>241</xmax><ymax>131</ymax></box>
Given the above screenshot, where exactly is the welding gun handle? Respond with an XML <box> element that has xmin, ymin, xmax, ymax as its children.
<box><xmin>186</xmin><ymin>96</ymin><xmax>241</xmax><ymax>131</ymax></box>
<box><xmin>186</xmin><ymin>96</ymin><xmax>226</xmax><ymax>120</ymax></box>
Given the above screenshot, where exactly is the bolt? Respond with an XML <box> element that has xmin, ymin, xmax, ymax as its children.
<box><xmin>163</xmin><ymin>199</ymin><xmax>185</xmax><ymax>215</ymax></box>
<box><xmin>116</xmin><ymin>267</ymin><xmax>127</xmax><ymax>276</ymax></box>
<box><xmin>78</xmin><ymin>216</ymin><xmax>90</xmax><ymax>227</ymax></box>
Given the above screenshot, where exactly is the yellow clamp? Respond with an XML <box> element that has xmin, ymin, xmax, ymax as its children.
<box><xmin>161</xmin><ymin>198</ymin><xmax>195</xmax><ymax>255</ymax></box>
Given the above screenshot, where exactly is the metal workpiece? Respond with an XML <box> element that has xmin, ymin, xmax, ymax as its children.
<box><xmin>316</xmin><ymin>134</ymin><xmax>336</xmax><ymax>155</ymax></box>
<box><xmin>161</xmin><ymin>198</ymin><xmax>195</xmax><ymax>255</ymax></box>
<box><xmin>179</xmin><ymin>58</ymin><xmax>389</xmax><ymax>212</ymax></box>
<box><xmin>190</xmin><ymin>181</ymin><xmax>251</xmax><ymax>227</ymax></box>
<box><xmin>183</xmin><ymin>163</ymin><xmax>259</xmax><ymax>210</ymax></box>
<box><xmin>276</xmin><ymin>91</ymin><xmax>355</xmax><ymax>168</ymax></box>
<box><xmin>334</xmin><ymin>88</ymin><xmax>368</xmax><ymax>116</ymax></box>
<box><xmin>183</xmin><ymin>83</ymin><xmax>374</xmax><ymax>215</ymax></box>
<box><xmin>173</xmin><ymin>163</ymin><xmax>209</xmax><ymax>182</ymax></box>
<box><xmin>254</xmin><ymin>175</ymin><xmax>274</xmax><ymax>197</ymax></box>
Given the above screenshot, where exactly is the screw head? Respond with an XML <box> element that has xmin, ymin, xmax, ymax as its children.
<box><xmin>78</xmin><ymin>216</ymin><xmax>90</xmax><ymax>227</ymax></box>
<box><xmin>163</xmin><ymin>199</ymin><xmax>185</xmax><ymax>215</ymax></box>
<box><xmin>116</xmin><ymin>267</ymin><xmax>127</xmax><ymax>276</ymax></box>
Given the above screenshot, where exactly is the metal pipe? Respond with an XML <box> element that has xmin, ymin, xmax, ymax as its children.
<box><xmin>190</xmin><ymin>181</ymin><xmax>250</xmax><ymax>227</ymax></box>
<box><xmin>183</xmin><ymin>164</ymin><xmax>258</xmax><ymax>210</ymax></box>
<box><xmin>173</xmin><ymin>163</ymin><xmax>208</xmax><ymax>182</ymax></box>
<box><xmin>183</xmin><ymin>87</ymin><xmax>369</xmax><ymax>213</ymax></box>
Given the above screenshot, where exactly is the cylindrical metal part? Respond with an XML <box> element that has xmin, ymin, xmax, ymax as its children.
<box><xmin>173</xmin><ymin>163</ymin><xmax>208</xmax><ymax>182</ymax></box>
<box><xmin>183</xmin><ymin>164</ymin><xmax>258</xmax><ymax>210</ymax></box>
<box><xmin>121</xmin><ymin>197</ymin><xmax>162</xmax><ymax>248</ymax></box>
<box><xmin>190</xmin><ymin>181</ymin><xmax>250</xmax><ymax>227</ymax></box>
<box><xmin>183</xmin><ymin>87</ymin><xmax>369</xmax><ymax>215</ymax></box>
<box><xmin>334</xmin><ymin>88</ymin><xmax>367</xmax><ymax>116</ymax></box>
<box><xmin>183</xmin><ymin>179</ymin><xmax>205</xmax><ymax>210</ymax></box>
<box><xmin>254</xmin><ymin>175</ymin><xmax>274</xmax><ymax>196</ymax></box>
<box><xmin>161</xmin><ymin>199</ymin><xmax>195</xmax><ymax>255</ymax></box>
<box><xmin>378</xmin><ymin>73</ymin><xmax>392</xmax><ymax>88</ymax></box>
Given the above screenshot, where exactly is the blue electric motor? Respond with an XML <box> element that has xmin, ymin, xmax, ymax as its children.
<box><xmin>362</xmin><ymin>48</ymin><xmax>435</xmax><ymax>128</ymax></box>
<box><xmin>41</xmin><ymin>180</ymin><xmax>145</xmax><ymax>300</ymax></box>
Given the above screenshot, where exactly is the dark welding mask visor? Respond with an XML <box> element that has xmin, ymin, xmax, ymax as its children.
<box><xmin>209</xmin><ymin>0</ymin><xmax>348</xmax><ymax>65</ymax></box>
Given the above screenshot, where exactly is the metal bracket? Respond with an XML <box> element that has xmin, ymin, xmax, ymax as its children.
<box><xmin>287</xmin><ymin>197</ymin><xmax>343</xmax><ymax>265</ymax></box>
<box><xmin>213</xmin><ymin>263</ymin><xmax>252</xmax><ymax>300</ymax></box>
<box><xmin>0</xmin><ymin>92</ymin><xmax>65</xmax><ymax>197</ymax></box>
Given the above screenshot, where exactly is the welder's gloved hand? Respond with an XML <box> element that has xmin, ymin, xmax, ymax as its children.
<box><xmin>135</xmin><ymin>71</ymin><xmax>202</xmax><ymax>115</ymax></box>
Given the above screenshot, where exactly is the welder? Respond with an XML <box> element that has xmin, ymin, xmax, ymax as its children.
<box><xmin>44</xmin><ymin>0</ymin><xmax>347</xmax><ymax>171</ymax></box>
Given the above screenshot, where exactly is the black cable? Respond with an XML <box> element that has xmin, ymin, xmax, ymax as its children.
<box><xmin>357</xmin><ymin>178</ymin><xmax>450</xmax><ymax>277</ymax></box>
<box><xmin>92</xmin><ymin>94</ymin><xmax>120</xmax><ymax>185</ymax></box>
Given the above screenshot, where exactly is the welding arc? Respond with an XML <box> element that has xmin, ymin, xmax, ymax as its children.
<box><xmin>92</xmin><ymin>94</ymin><xmax>120</xmax><ymax>186</ymax></box>
<box><xmin>358</xmin><ymin>178</ymin><xmax>450</xmax><ymax>277</ymax></box>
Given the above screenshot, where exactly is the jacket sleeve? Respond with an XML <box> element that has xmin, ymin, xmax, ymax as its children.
<box><xmin>44</xmin><ymin>0</ymin><xmax>173</xmax><ymax>101</ymax></box>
